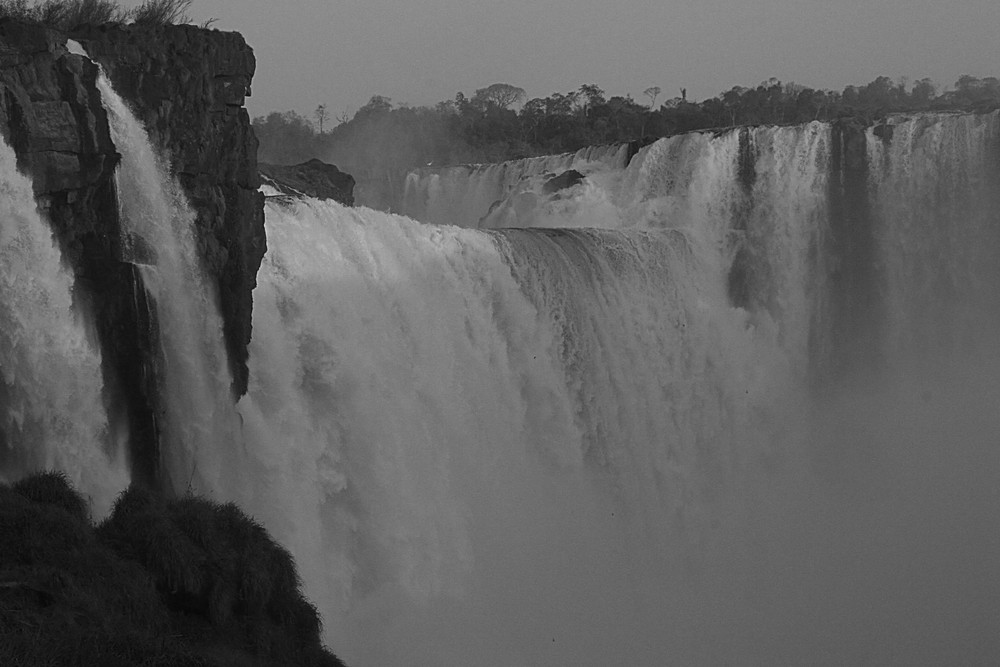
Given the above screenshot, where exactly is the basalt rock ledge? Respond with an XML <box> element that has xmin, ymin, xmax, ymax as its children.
<box><xmin>0</xmin><ymin>18</ymin><xmax>264</xmax><ymax>488</ymax></box>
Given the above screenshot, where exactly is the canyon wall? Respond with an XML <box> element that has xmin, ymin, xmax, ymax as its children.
<box><xmin>0</xmin><ymin>19</ymin><xmax>263</xmax><ymax>486</ymax></box>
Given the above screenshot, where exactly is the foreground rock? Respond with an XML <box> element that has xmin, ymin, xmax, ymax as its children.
<box><xmin>0</xmin><ymin>472</ymin><xmax>345</xmax><ymax>666</ymax></box>
<box><xmin>542</xmin><ymin>168</ymin><xmax>584</xmax><ymax>194</ymax></box>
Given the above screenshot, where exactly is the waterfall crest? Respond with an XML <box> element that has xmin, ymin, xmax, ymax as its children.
<box><xmin>398</xmin><ymin>143</ymin><xmax>630</xmax><ymax>227</ymax></box>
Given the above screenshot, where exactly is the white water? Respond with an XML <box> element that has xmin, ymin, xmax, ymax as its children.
<box><xmin>0</xmin><ymin>134</ymin><xmax>127</xmax><ymax>515</ymax></box>
<box><xmin>399</xmin><ymin>144</ymin><xmax>630</xmax><ymax>227</ymax></box>
<box><xmin>237</xmin><ymin>113</ymin><xmax>1000</xmax><ymax>666</ymax></box>
<box><xmin>240</xmin><ymin>200</ymin><xmax>802</xmax><ymax>665</ymax></box>
<box><xmin>868</xmin><ymin>111</ymin><xmax>1000</xmax><ymax>366</ymax></box>
<box><xmin>10</xmin><ymin>70</ymin><xmax>996</xmax><ymax>664</ymax></box>
<box><xmin>94</xmin><ymin>62</ymin><xmax>242</xmax><ymax>495</ymax></box>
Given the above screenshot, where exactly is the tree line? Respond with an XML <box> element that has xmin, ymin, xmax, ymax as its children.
<box><xmin>254</xmin><ymin>75</ymin><xmax>1000</xmax><ymax>174</ymax></box>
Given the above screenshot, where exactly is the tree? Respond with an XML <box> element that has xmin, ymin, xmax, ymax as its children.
<box><xmin>577</xmin><ymin>84</ymin><xmax>606</xmax><ymax>115</ymax></box>
<box><xmin>356</xmin><ymin>95</ymin><xmax>393</xmax><ymax>118</ymax></box>
<box><xmin>643</xmin><ymin>86</ymin><xmax>661</xmax><ymax>109</ymax></box>
<box><xmin>953</xmin><ymin>75</ymin><xmax>1000</xmax><ymax>104</ymax></box>
<box><xmin>252</xmin><ymin>111</ymin><xmax>319</xmax><ymax>164</ymax></box>
<box><xmin>314</xmin><ymin>104</ymin><xmax>328</xmax><ymax>133</ymax></box>
<box><xmin>911</xmin><ymin>78</ymin><xmax>936</xmax><ymax>105</ymax></box>
<box><xmin>473</xmin><ymin>83</ymin><xmax>527</xmax><ymax>110</ymax></box>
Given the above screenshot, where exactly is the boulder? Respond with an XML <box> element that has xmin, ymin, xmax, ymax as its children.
<box><xmin>542</xmin><ymin>168</ymin><xmax>584</xmax><ymax>194</ymax></box>
<box><xmin>259</xmin><ymin>158</ymin><xmax>355</xmax><ymax>205</ymax></box>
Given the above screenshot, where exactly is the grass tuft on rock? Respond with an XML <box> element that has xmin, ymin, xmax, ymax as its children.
<box><xmin>0</xmin><ymin>0</ymin><xmax>194</xmax><ymax>29</ymax></box>
<box><xmin>130</xmin><ymin>0</ymin><xmax>192</xmax><ymax>25</ymax></box>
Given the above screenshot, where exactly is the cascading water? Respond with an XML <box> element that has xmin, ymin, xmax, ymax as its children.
<box><xmin>13</xmin><ymin>67</ymin><xmax>994</xmax><ymax>663</ymax></box>
<box><xmin>86</xmin><ymin>45</ymin><xmax>242</xmax><ymax>495</ymax></box>
<box><xmin>236</xmin><ymin>112</ymin><xmax>1000</xmax><ymax>666</ymax></box>
<box><xmin>239</xmin><ymin>198</ymin><xmax>804</xmax><ymax>665</ymax></box>
<box><xmin>0</xmin><ymin>134</ymin><xmax>127</xmax><ymax>516</ymax></box>
<box><xmin>867</xmin><ymin>111</ymin><xmax>1000</xmax><ymax>367</ymax></box>
<box><xmin>398</xmin><ymin>143</ymin><xmax>631</xmax><ymax>227</ymax></box>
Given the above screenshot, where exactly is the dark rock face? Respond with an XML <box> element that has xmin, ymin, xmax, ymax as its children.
<box><xmin>0</xmin><ymin>20</ymin><xmax>160</xmax><ymax>486</ymax></box>
<box><xmin>260</xmin><ymin>158</ymin><xmax>355</xmax><ymax>205</ymax></box>
<box><xmin>0</xmin><ymin>19</ymin><xmax>264</xmax><ymax>488</ymax></box>
<box><xmin>542</xmin><ymin>168</ymin><xmax>584</xmax><ymax>194</ymax></box>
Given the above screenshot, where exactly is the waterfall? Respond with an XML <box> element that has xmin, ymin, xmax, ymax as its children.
<box><xmin>239</xmin><ymin>112</ymin><xmax>1000</xmax><ymax>666</ymax></box>
<box><xmin>239</xmin><ymin>198</ymin><xmax>805</xmax><ymax>665</ymax></box>
<box><xmin>0</xmin><ymin>134</ymin><xmax>127</xmax><ymax>516</ymax></box>
<box><xmin>90</xmin><ymin>52</ymin><xmax>242</xmax><ymax>495</ymax></box>
<box><xmin>398</xmin><ymin>143</ymin><xmax>631</xmax><ymax>227</ymax></box>
<box><xmin>867</xmin><ymin>111</ymin><xmax>1000</xmax><ymax>367</ymax></box>
<box><xmin>9</xmin><ymin>70</ymin><xmax>996</xmax><ymax>663</ymax></box>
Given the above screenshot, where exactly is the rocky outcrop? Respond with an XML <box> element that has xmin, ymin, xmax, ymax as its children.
<box><xmin>542</xmin><ymin>169</ymin><xmax>584</xmax><ymax>194</ymax></box>
<box><xmin>74</xmin><ymin>23</ymin><xmax>264</xmax><ymax>399</ymax></box>
<box><xmin>260</xmin><ymin>158</ymin><xmax>355</xmax><ymax>205</ymax></box>
<box><xmin>0</xmin><ymin>19</ymin><xmax>263</xmax><ymax>488</ymax></box>
<box><xmin>0</xmin><ymin>19</ymin><xmax>160</xmax><ymax>485</ymax></box>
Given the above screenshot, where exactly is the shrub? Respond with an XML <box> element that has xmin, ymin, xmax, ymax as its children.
<box><xmin>0</xmin><ymin>0</ymin><xmax>195</xmax><ymax>28</ymax></box>
<box><xmin>1</xmin><ymin>475</ymin><xmax>344</xmax><ymax>666</ymax></box>
<box><xmin>12</xmin><ymin>470</ymin><xmax>89</xmax><ymax>520</ymax></box>
<box><xmin>45</xmin><ymin>0</ymin><xmax>121</xmax><ymax>27</ymax></box>
<box><xmin>130</xmin><ymin>0</ymin><xmax>192</xmax><ymax>25</ymax></box>
<box><xmin>97</xmin><ymin>485</ymin><xmax>206</xmax><ymax>598</ymax></box>
<box><xmin>0</xmin><ymin>0</ymin><xmax>127</xmax><ymax>27</ymax></box>
<box><xmin>0</xmin><ymin>482</ymin><xmax>92</xmax><ymax>564</ymax></box>
<box><xmin>98</xmin><ymin>486</ymin><xmax>339</xmax><ymax>663</ymax></box>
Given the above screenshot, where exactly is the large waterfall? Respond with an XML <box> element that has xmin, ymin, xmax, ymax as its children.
<box><xmin>3</xmin><ymin>89</ymin><xmax>998</xmax><ymax>664</ymax></box>
<box><xmin>242</xmin><ymin>111</ymin><xmax>999</xmax><ymax>665</ymax></box>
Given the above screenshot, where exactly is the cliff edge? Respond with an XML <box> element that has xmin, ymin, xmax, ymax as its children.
<box><xmin>0</xmin><ymin>18</ymin><xmax>263</xmax><ymax>486</ymax></box>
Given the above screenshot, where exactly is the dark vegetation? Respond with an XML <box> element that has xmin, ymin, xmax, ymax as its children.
<box><xmin>255</xmin><ymin>75</ymin><xmax>1000</xmax><ymax>173</ymax></box>
<box><xmin>0</xmin><ymin>471</ymin><xmax>345</xmax><ymax>666</ymax></box>
<box><xmin>0</xmin><ymin>0</ymin><xmax>194</xmax><ymax>29</ymax></box>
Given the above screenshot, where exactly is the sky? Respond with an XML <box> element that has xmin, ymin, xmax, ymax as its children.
<box><xmin>121</xmin><ymin>0</ymin><xmax>1000</xmax><ymax>120</ymax></box>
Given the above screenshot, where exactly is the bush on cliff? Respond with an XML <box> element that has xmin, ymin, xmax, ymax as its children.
<box><xmin>131</xmin><ymin>0</ymin><xmax>192</xmax><ymax>25</ymax></box>
<box><xmin>0</xmin><ymin>0</ymin><xmax>193</xmax><ymax>29</ymax></box>
<box><xmin>12</xmin><ymin>470</ymin><xmax>90</xmax><ymax>520</ymax></box>
<box><xmin>0</xmin><ymin>471</ymin><xmax>344</xmax><ymax>667</ymax></box>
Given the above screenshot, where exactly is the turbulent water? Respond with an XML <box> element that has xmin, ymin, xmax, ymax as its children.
<box><xmin>0</xmin><ymin>134</ymin><xmax>127</xmax><ymax>515</ymax></box>
<box><xmin>3</xmin><ymin>79</ymin><xmax>999</xmax><ymax>666</ymax></box>
<box><xmin>239</xmin><ymin>111</ymin><xmax>1000</xmax><ymax>666</ymax></box>
<box><xmin>397</xmin><ymin>144</ymin><xmax>631</xmax><ymax>227</ymax></box>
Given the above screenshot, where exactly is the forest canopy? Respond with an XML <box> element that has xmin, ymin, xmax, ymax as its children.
<box><xmin>254</xmin><ymin>75</ymin><xmax>1000</xmax><ymax>175</ymax></box>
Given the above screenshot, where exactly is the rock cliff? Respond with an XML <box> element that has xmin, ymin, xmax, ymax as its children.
<box><xmin>0</xmin><ymin>19</ymin><xmax>263</xmax><ymax>488</ymax></box>
<box><xmin>75</xmin><ymin>22</ymin><xmax>264</xmax><ymax>400</ymax></box>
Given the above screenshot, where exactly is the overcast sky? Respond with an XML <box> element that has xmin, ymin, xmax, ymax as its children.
<box><xmin>122</xmin><ymin>0</ymin><xmax>999</xmax><ymax>119</ymax></box>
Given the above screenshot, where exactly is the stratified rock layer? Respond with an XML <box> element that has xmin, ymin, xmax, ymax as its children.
<box><xmin>0</xmin><ymin>19</ymin><xmax>264</xmax><ymax>487</ymax></box>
